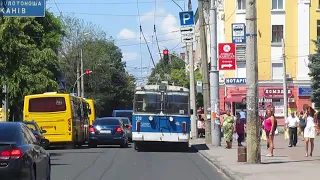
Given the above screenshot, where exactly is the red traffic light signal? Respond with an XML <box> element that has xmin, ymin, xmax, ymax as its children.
<box><xmin>85</xmin><ymin>69</ymin><xmax>92</xmax><ymax>74</ymax></box>
<box><xmin>163</xmin><ymin>49</ymin><xmax>168</xmax><ymax>55</ymax></box>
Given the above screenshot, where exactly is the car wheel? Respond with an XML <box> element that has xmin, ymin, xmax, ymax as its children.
<box><xmin>120</xmin><ymin>140</ymin><xmax>126</xmax><ymax>148</ymax></box>
<box><xmin>88</xmin><ymin>142</ymin><xmax>97</xmax><ymax>148</ymax></box>
<box><xmin>30</xmin><ymin>164</ymin><xmax>36</xmax><ymax>180</ymax></box>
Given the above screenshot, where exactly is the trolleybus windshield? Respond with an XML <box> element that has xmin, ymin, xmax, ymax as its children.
<box><xmin>134</xmin><ymin>91</ymin><xmax>189</xmax><ymax>115</ymax></box>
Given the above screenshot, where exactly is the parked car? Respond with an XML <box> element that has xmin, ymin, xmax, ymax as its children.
<box><xmin>118</xmin><ymin>117</ymin><xmax>132</xmax><ymax>142</ymax></box>
<box><xmin>0</xmin><ymin>122</ymin><xmax>51</xmax><ymax>180</ymax></box>
<box><xmin>23</xmin><ymin>120</ymin><xmax>49</xmax><ymax>149</ymax></box>
<box><xmin>88</xmin><ymin>117</ymin><xmax>129</xmax><ymax>148</ymax></box>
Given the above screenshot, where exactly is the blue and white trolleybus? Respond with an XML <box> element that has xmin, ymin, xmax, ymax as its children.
<box><xmin>132</xmin><ymin>81</ymin><xmax>192</xmax><ymax>151</ymax></box>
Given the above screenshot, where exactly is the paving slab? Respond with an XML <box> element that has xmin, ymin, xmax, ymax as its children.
<box><xmin>191</xmin><ymin>135</ymin><xmax>320</xmax><ymax>180</ymax></box>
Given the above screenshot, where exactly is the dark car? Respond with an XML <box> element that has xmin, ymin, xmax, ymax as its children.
<box><xmin>0</xmin><ymin>122</ymin><xmax>51</xmax><ymax>180</ymax></box>
<box><xmin>88</xmin><ymin>117</ymin><xmax>129</xmax><ymax>148</ymax></box>
<box><xmin>23</xmin><ymin>121</ymin><xmax>49</xmax><ymax>149</ymax></box>
<box><xmin>118</xmin><ymin>117</ymin><xmax>132</xmax><ymax>142</ymax></box>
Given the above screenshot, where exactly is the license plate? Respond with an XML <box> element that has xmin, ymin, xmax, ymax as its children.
<box><xmin>100</xmin><ymin>130</ymin><xmax>111</xmax><ymax>134</ymax></box>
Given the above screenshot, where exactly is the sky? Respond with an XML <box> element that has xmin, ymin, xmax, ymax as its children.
<box><xmin>47</xmin><ymin>0</ymin><xmax>198</xmax><ymax>85</ymax></box>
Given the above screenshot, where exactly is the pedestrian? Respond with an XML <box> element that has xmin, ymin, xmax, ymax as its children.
<box><xmin>285</xmin><ymin>111</ymin><xmax>299</xmax><ymax>147</ymax></box>
<box><xmin>197</xmin><ymin>115</ymin><xmax>205</xmax><ymax>138</ymax></box>
<box><xmin>298</xmin><ymin>111</ymin><xmax>306</xmax><ymax>141</ymax></box>
<box><xmin>222</xmin><ymin>109</ymin><xmax>234</xmax><ymax>149</ymax></box>
<box><xmin>239</xmin><ymin>109</ymin><xmax>246</xmax><ymax>124</ymax></box>
<box><xmin>235</xmin><ymin>112</ymin><xmax>245</xmax><ymax>147</ymax></box>
<box><xmin>303</xmin><ymin>107</ymin><xmax>317</xmax><ymax>157</ymax></box>
<box><xmin>264</xmin><ymin>109</ymin><xmax>276</xmax><ymax>157</ymax></box>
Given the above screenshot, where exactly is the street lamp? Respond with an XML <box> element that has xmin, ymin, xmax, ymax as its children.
<box><xmin>72</xmin><ymin>70</ymin><xmax>92</xmax><ymax>95</ymax></box>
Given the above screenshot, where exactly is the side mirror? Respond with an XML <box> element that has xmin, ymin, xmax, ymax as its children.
<box><xmin>190</xmin><ymin>109</ymin><xmax>194</xmax><ymax>115</ymax></box>
<box><xmin>40</xmin><ymin>139</ymin><xmax>49</xmax><ymax>148</ymax></box>
<box><xmin>125</xmin><ymin>124</ymin><xmax>129</xmax><ymax>128</ymax></box>
<box><xmin>41</xmin><ymin>129</ymin><xmax>47</xmax><ymax>134</ymax></box>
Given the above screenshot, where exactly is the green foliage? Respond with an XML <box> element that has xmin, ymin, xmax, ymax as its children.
<box><xmin>308</xmin><ymin>40</ymin><xmax>320</xmax><ymax>109</ymax></box>
<box><xmin>148</xmin><ymin>54</ymin><xmax>202</xmax><ymax>87</ymax></box>
<box><xmin>0</xmin><ymin>11</ymin><xmax>65</xmax><ymax>120</ymax></box>
<box><xmin>147</xmin><ymin>53</ymin><xmax>203</xmax><ymax>107</ymax></box>
<box><xmin>60</xmin><ymin>16</ymin><xmax>135</xmax><ymax>117</ymax></box>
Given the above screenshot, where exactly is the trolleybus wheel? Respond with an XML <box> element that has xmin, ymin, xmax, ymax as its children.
<box><xmin>133</xmin><ymin>142</ymin><xmax>138</xmax><ymax>150</ymax></box>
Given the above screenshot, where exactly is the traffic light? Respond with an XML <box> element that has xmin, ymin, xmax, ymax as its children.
<box><xmin>163</xmin><ymin>49</ymin><xmax>169</xmax><ymax>65</ymax></box>
<box><xmin>85</xmin><ymin>69</ymin><xmax>92</xmax><ymax>75</ymax></box>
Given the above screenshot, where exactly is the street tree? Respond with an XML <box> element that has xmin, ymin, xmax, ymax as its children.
<box><xmin>147</xmin><ymin>54</ymin><xmax>203</xmax><ymax>107</ymax></box>
<box><xmin>0</xmin><ymin>11</ymin><xmax>65</xmax><ymax>120</ymax></box>
<box><xmin>308</xmin><ymin>41</ymin><xmax>320</xmax><ymax>109</ymax></box>
<box><xmin>60</xmin><ymin>16</ymin><xmax>135</xmax><ymax>116</ymax></box>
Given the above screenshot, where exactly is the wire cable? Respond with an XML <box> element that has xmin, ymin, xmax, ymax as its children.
<box><xmin>136</xmin><ymin>0</ymin><xmax>144</xmax><ymax>82</ymax></box>
<box><xmin>140</xmin><ymin>26</ymin><xmax>157</xmax><ymax>68</ymax></box>
<box><xmin>171</xmin><ymin>0</ymin><xmax>183</xmax><ymax>11</ymax></box>
<box><xmin>153</xmin><ymin>0</ymin><xmax>163</xmax><ymax>61</ymax></box>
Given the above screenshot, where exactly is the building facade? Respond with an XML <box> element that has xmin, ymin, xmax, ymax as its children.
<box><xmin>195</xmin><ymin>0</ymin><xmax>319</xmax><ymax>124</ymax></box>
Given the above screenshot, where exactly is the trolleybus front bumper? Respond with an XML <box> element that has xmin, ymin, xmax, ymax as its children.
<box><xmin>132</xmin><ymin>132</ymin><xmax>189</xmax><ymax>142</ymax></box>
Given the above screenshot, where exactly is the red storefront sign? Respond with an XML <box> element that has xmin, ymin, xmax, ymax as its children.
<box><xmin>264</xmin><ymin>89</ymin><xmax>293</xmax><ymax>98</ymax></box>
<box><xmin>218</xmin><ymin>43</ymin><xmax>236</xmax><ymax>70</ymax></box>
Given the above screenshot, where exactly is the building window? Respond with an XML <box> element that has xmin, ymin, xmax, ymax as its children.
<box><xmin>272</xmin><ymin>0</ymin><xmax>283</xmax><ymax>10</ymax></box>
<box><xmin>272</xmin><ymin>25</ymin><xmax>283</xmax><ymax>43</ymax></box>
<box><xmin>317</xmin><ymin>20</ymin><xmax>320</xmax><ymax>43</ymax></box>
<box><xmin>236</xmin><ymin>63</ymin><xmax>246</xmax><ymax>78</ymax></box>
<box><xmin>237</xmin><ymin>0</ymin><xmax>246</xmax><ymax>10</ymax></box>
<box><xmin>272</xmin><ymin>63</ymin><xmax>283</xmax><ymax>80</ymax></box>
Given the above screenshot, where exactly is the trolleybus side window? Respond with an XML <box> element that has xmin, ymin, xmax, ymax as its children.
<box><xmin>135</xmin><ymin>93</ymin><xmax>161</xmax><ymax>113</ymax></box>
<box><xmin>166</xmin><ymin>94</ymin><xmax>189</xmax><ymax>115</ymax></box>
<box><xmin>29</xmin><ymin>97</ymin><xmax>66</xmax><ymax>112</ymax></box>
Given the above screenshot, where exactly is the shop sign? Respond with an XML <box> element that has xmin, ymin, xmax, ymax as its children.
<box><xmin>264</xmin><ymin>89</ymin><xmax>293</xmax><ymax>98</ymax></box>
<box><xmin>298</xmin><ymin>86</ymin><xmax>312</xmax><ymax>96</ymax></box>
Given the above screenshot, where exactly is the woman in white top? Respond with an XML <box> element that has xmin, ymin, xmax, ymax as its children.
<box><xmin>303</xmin><ymin>107</ymin><xmax>317</xmax><ymax>157</ymax></box>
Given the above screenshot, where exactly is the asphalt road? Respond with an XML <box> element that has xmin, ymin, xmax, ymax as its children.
<box><xmin>48</xmin><ymin>144</ymin><xmax>228</xmax><ymax>180</ymax></box>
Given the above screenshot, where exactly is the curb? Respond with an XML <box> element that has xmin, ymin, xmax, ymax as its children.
<box><xmin>191</xmin><ymin>145</ymin><xmax>243</xmax><ymax>180</ymax></box>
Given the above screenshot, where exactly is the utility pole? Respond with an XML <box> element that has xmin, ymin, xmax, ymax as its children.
<box><xmin>80</xmin><ymin>48</ymin><xmax>84</xmax><ymax>98</ymax></box>
<box><xmin>210</xmin><ymin>0</ymin><xmax>221</xmax><ymax>146</ymax></box>
<box><xmin>199</xmin><ymin>0</ymin><xmax>211</xmax><ymax>144</ymax></box>
<box><xmin>246</xmin><ymin>0</ymin><xmax>260</xmax><ymax>164</ymax></box>
<box><xmin>76</xmin><ymin>53</ymin><xmax>81</xmax><ymax>97</ymax></box>
<box><xmin>282</xmin><ymin>38</ymin><xmax>288</xmax><ymax>118</ymax></box>
<box><xmin>187</xmin><ymin>0</ymin><xmax>197</xmax><ymax>139</ymax></box>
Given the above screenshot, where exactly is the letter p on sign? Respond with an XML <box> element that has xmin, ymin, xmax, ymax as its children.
<box><xmin>183</xmin><ymin>13</ymin><xmax>190</xmax><ymax>24</ymax></box>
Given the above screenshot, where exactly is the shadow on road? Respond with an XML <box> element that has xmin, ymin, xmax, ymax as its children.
<box><xmin>51</xmin><ymin>163</ymin><xmax>70</xmax><ymax>166</ymax></box>
<box><xmin>136</xmin><ymin>143</ymin><xmax>199</xmax><ymax>153</ymax></box>
<box><xmin>262</xmin><ymin>158</ymin><xmax>320</xmax><ymax>164</ymax></box>
<box><xmin>191</xmin><ymin>144</ymin><xmax>209</xmax><ymax>151</ymax></box>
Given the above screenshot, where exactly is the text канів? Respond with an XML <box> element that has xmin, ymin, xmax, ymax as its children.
<box><xmin>0</xmin><ymin>1</ymin><xmax>43</xmax><ymax>15</ymax></box>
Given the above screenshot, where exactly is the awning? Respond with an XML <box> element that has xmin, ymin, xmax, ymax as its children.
<box><xmin>224</xmin><ymin>96</ymin><xmax>245</xmax><ymax>102</ymax></box>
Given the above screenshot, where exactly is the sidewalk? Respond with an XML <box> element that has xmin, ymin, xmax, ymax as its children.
<box><xmin>190</xmin><ymin>135</ymin><xmax>320</xmax><ymax>180</ymax></box>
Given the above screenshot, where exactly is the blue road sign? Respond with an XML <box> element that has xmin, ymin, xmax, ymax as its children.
<box><xmin>232</xmin><ymin>23</ymin><xmax>246</xmax><ymax>44</ymax></box>
<box><xmin>298</xmin><ymin>86</ymin><xmax>312</xmax><ymax>96</ymax></box>
<box><xmin>0</xmin><ymin>0</ymin><xmax>45</xmax><ymax>17</ymax></box>
<box><xmin>225</xmin><ymin>78</ymin><xmax>246</xmax><ymax>85</ymax></box>
<box><xmin>179</xmin><ymin>11</ymin><xmax>194</xmax><ymax>26</ymax></box>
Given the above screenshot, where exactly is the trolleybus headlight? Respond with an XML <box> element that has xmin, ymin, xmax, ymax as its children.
<box><xmin>169</xmin><ymin>117</ymin><xmax>174</xmax><ymax>122</ymax></box>
<box><xmin>149</xmin><ymin>116</ymin><xmax>153</xmax><ymax>121</ymax></box>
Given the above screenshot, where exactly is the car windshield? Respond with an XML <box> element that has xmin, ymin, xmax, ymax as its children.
<box><xmin>122</xmin><ymin>119</ymin><xmax>130</xmax><ymax>125</ymax></box>
<box><xmin>134</xmin><ymin>92</ymin><xmax>161</xmax><ymax>113</ymax></box>
<box><xmin>0</xmin><ymin>126</ymin><xmax>19</xmax><ymax>142</ymax></box>
<box><xmin>165</xmin><ymin>93</ymin><xmax>189</xmax><ymax>115</ymax></box>
<box><xmin>94</xmin><ymin>119</ymin><xmax>120</xmax><ymax>126</ymax></box>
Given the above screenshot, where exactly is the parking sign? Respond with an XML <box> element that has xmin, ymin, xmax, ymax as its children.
<box><xmin>232</xmin><ymin>23</ymin><xmax>246</xmax><ymax>44</ymax></box>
